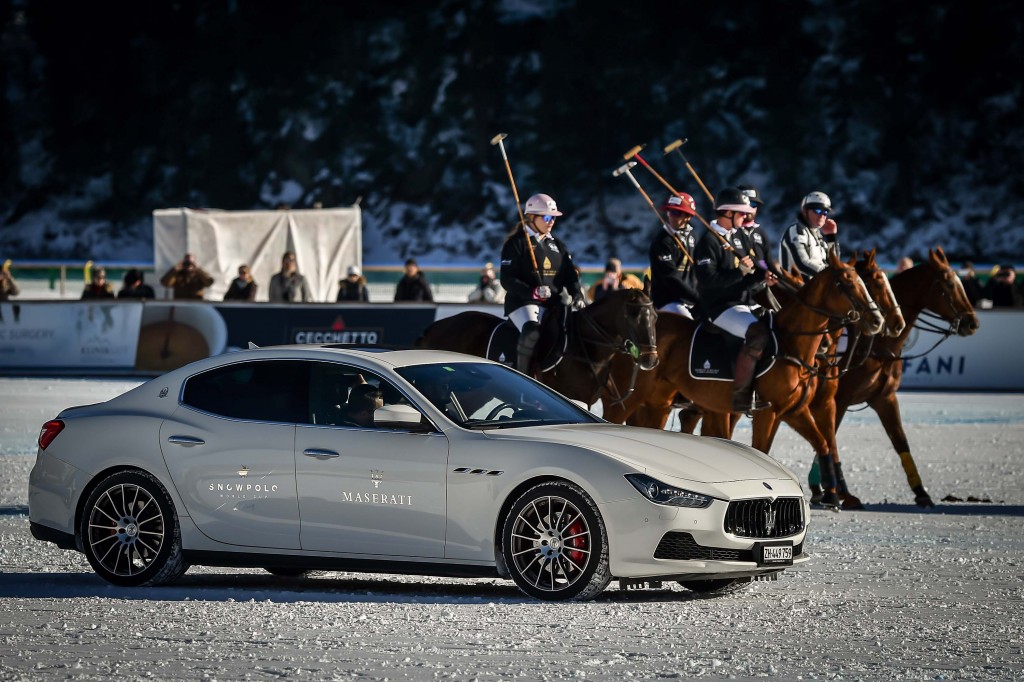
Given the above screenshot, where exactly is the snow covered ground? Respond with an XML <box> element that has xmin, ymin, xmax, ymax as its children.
<box><xmin>1</xmin><ymin>379</ymin><xmax>1022</xmax><ymax>680</ymax></box>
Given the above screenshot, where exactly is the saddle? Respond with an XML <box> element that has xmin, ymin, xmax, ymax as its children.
<box><xmin>486</xmin><ymin>305</ymin><xmax>570</xmax><ymax>372</ymax></box>
<box><xmin>688</xmin><ymin>314</ymin><xmax>778</xmax><ymax>382</ymax></box>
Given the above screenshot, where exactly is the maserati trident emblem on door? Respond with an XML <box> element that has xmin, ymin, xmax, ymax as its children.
<box><xmin>764</xmin><ymin>503</ymin><xmax>777</xmax><ymax>535</ymax></box>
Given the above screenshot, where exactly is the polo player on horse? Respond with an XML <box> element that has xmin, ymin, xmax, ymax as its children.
<box><xmin>499</xmin><ymin>193</ymin><xmax>585</xmax><ymax>374</ymax></box>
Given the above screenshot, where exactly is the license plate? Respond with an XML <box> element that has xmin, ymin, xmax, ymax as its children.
<box><xmin>757</xmin><ymin>542</ymin><xmax>793</xmax><ymax>565</ymax></box>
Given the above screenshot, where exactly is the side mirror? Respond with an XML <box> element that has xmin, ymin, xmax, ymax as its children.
<box><xmin>374</xmin><ymin>404</ymin><xmax>434</xmax><ymax>432</ymax></box>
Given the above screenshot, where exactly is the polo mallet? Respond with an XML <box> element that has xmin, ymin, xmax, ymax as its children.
<box><xmin>613</xmin><ymin>162</ymin><xmax>695</xmax><ymax>264</ymax></box>
<box><xmin>491</xmin><ymin>132</ymin><xmax>538</xmax><ymax>273</ymax></box>
<box><xmin>664</xmin><ymin>138</ymin><xmax>715</xmax><ymax>205</ymax></box>
<box><xmin>623</xmin><ymin>144</ymin><xmax>720</xmax><ymax>236</ymax></box>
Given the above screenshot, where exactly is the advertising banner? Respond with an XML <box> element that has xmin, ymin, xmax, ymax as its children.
<box><xmin>213</xmin><ymin>303</ymin><xmax>439</xmax><ymax>350</ymax></box>
<box><xmin>898</xmin><ymin>310</ymin><xmax>1022</xmax><ymax>390</ymax></box>
<box><xmin>0</xmin><ymin>301</ymin><xmax>142</xmax><ymax>369</ymax></box>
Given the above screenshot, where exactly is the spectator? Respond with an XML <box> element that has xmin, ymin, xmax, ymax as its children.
<box><xmin>269</xmin><ymin>251</ymin><xmax>313</xmax><ymax>303</ymax></box>
<box><xmin>467</xmin><ymin>262</ymin><xmax>504</xmax><ymax>304</ymax></box>
<box><xmin>81</xmin><ymin>266</ymin><xmax>116</xmax><ymax>300</ymax></box>
<box><xmin>958</xmin><ymin>261</ymin><xmax>983</xmax><ymax>306</ymax></box>
<box><xmin>895</xmin><ymin>257</ymin><xmax>914</xmax><ymax>274</ymax></box>
<box><xmin>224</xmin><ymin>264</ymin><xmax>258</xmax><ymax>301</ymax></box>
<box><xmin>0</xmin><ymin>260</ymin><xmax>19</xmax><ymax>301</ymax></box>
<box><xmin>160</xmin><ymin>252</ymin><xmax>215</xmax><ymax>300</ymax></box>
<box><xmin>394</xmin><ymin>258</ymin><xmax>434</xmax><ymax>302</ymax></box>
<box><xmin>981</xmin><ymin>265</ymin><xmax>1020</xmax><ymax>307</ymax></box>
<box><xmin>117</xmin><ymin>269</ymin><xmax>156</xmax><ymax>299</ymax></box>
<box><xmin>337</xmin><ymin>265</ymin><xmax>370</xmax><ymax>302</ymax></box>
<box><xmin>591</xmin><ymin>258</ymin><xmax>623</xmax><ymax>303</ymax></box>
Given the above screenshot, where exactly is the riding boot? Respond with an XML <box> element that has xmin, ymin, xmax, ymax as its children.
<box><xmin>516</xmin><ymin>321</ymin><xmax>541</xmax><ymax>375</ymax></box>
<box><xmin>731</xmin><ymin>346</ymin><xmax>770</xmax><ymax>413</ymax></box>
<box><xmin>731</xmin><ymin>322</ymin><xmax>771</xmax><ymax>414</ymax></box>
<box><xmin>815</xmin><ymin>454</ymin><xmax>840</xmax><ymax>510</ymax></box>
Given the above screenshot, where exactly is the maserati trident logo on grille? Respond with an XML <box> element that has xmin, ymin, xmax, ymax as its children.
<box><xmin>764</xmin><ymin>503</ymin><xmax>777</xmax><ymax>535</ymax></box>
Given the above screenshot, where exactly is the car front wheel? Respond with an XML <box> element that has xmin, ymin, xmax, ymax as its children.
<box><xmin>502</xmin><ymin>481</ymin><xmax>610</xmax><ymax>601</ymax></box>
<box><xmin>80</xmin><ymin>470</ymin><xmax>187</xmax><ymax>587</ymax></box>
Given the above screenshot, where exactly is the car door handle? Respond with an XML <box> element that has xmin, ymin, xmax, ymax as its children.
<box><xmin>303</xmin><ymin>448</ymin><xmax>340</xmax><ymax>459</ymax></box>
<box><xmin>167</xmin><ymin>435</ymin><xmax>205</xmax><ymax>447</ymax></box>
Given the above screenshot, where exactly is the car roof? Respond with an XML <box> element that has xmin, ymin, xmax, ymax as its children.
<box><xmin>185</xmin><ymin>345</ymin><xmax>492</xmax><ymax>373</ymax></box>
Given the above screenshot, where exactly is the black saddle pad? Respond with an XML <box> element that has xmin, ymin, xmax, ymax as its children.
<box><xmin>485</xmin><ymin>309</ymin><xmax>570</xmax><ymax>372</ymax></box>
<box><xmin>689</xmin><ymin>319</ymin><xmax>777</xmax><ymax>382</ymax></box>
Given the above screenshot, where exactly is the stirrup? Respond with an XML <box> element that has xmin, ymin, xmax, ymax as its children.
<box><xmin>731</xmin><ymin>394</ymin><xmax>771</xmax><ymax>414</ymax></box>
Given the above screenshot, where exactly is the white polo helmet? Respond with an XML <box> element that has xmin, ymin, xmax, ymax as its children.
<box><xmin>801</xmin><ymin>191</ymin><xmax>832</xmax><ymax>211</ymax></box>
<box><xmin>524</xmin><ymin>193</ymin><xmax>563</xmax><ymax>216</ymax></box>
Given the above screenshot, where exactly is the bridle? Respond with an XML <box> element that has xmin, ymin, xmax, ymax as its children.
<box><xmin>889</xmin><ymin>268</ymin><xmax>974</xmax><ymax>361</ymax></box>
<box><xmin>563</xmin><ymin>295</ymin><xmax>658</xmax><ymax>406</ymax></box>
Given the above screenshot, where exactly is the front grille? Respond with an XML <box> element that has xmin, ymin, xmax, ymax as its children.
<box><xmin>724</xmin><ymin>497</ymin><xmax>804</xmax><ymax>538</ymax></box>
<box><xmin>654</xmin><ymin>532</ymin><xmax>804</xmax><ymax>562</ymax></box>
<box><xmin>654</xmin><ymin>532</ymin><xmax>747</xmax><ymax>561</ymax></box>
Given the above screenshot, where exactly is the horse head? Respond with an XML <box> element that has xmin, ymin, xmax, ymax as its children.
<box><xmin>804</xmin><ymin>250</ymin><xmax>884</xmax><ymax>335</ymax></box>
<box><xmin>923</xmin><ymin>247</ymin><xmax>980</xmax><ymax>336</ymax></box>
<box><xmin>584</xmin><ymin>288</ymin><xmax>659</xmax><ymax>370</ymax></box>
<box><xmin>856</xmin><ymin>248</ymin><xmax>906</xmax><ymax>337</ymax></box>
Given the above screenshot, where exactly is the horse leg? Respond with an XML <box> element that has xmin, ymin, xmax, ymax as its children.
<box><xmin>780</xmin><ymin>407</ymin><xmax>841</xmax><ymax>510</ymax></box>
<box><xmin>699</xmin><ymin>411</ymin><xmax>732</xmax><ymax>438</ymax></box>
<box><xmin>813</xmin><ymin>392</ymin><xmax>864</xmax><ymax>511</ymax></box>
<box><xmin>677</xmin><ymin>405</ymin><xmax>702</xmax><ymax>434</ymax></box>
<box><xmin>868</xmin><ymin>392</ymin><xmax>934</xmax><ymax>507</ymax></box>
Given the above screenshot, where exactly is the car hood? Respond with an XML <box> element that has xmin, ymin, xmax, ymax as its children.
<box><xmin>483</xmin><ymin>423</ymin><xmax>794</xmax><ymax>484</ymax></box>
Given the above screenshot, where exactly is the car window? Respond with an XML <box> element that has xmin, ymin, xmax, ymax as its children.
<box><xmin>306</xmin><ymin>361</ymin><xmax>417</xmax><ymax>429</ymax></box>
<box><xmin>396</xmin><ymin>362</ymin><xmax>599</xmax><ymax>429</ymax></box>
<box><xmin>182</xmin><ymin>360</ymin><xmax>309</xmax><ymax>423</ymax></box>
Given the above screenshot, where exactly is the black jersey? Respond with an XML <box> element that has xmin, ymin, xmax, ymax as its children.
<box><xmin>694</xmin><ymin>223</ymin><xmax>763</xmax><ymax>319</ymax></box>
<box><xmin>499</xmin><ymin>228</ymin><xmax>582</xmax><ymax>315</ymax></box>
<box><xmin>648</xmin><ymin>225</ymin><xmax>699</xmax><ymax>309</ymax></box>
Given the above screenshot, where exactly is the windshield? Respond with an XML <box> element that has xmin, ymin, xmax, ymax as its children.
<box><xmin>396</xmin><ymin>362</ymin><xmax>600</xmax><ymax>429</ymax></box>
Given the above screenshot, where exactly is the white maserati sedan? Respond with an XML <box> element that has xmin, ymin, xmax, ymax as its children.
<box><xmin>29</xmin><ymin>346</ymin><xmax>810</xmax><ymax>601</ymax></box>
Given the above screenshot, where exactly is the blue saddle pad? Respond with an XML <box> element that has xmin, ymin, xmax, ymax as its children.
<box><xmin>688</xmin><ymin>319</ymin><xmax>777</xmax><ymax>382</ymax></box>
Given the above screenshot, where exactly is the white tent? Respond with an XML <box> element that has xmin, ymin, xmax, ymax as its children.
<box><xmin>152</xmin><ymin>207</ymin><xmax>361</xmax><ymax>302</ymax></box>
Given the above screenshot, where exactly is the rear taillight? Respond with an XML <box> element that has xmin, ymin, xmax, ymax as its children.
<box><xmin>38</xmin><ymin>420</ymin><xmax>65</xmax><ymax>450</ymax></box>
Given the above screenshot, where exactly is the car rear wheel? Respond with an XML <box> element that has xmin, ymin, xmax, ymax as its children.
<box><xmin>80</xmin><ymin>471</ymin><xmax>187</xmax><ymax>587</ymax></box>
<box><xmin>678</xmin><ymin>577</ymin><xmax>751</xmax><ymax>595</ymax></box>
<box><xmin>502</xmin><ymin>481</ymin><xmax>610</xmax><ymax>601</ymax></box>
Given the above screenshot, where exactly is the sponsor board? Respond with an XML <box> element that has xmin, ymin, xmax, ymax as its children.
<box><xmin>0</xmin><ymin>301</ymin><xmax>142</xmax><ymax>369</ymax></box>
<box><xmin>899</xmin><ymin>310</ymin><xmax>1022</xmax><ymax>390</ymax></box>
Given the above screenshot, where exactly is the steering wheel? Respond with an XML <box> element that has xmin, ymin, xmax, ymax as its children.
<box><xmin>485</xmin><ymin>402</ymin><xmax>519</xmax><ymax>421</ymax></box>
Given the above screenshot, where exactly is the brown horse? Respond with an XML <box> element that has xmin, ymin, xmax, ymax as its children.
<box><xmin>416</xmin><ymin>288</ymin><xmax>658</xmax><ymax>406</ymax></box>
<box><xmin>809</xmin><ymin>247</ymin><xmax>979</xmax><ymax>508</ymax></box>
<box><xmin>603</xmin><ymin>250</ymin><xmax>884</xmax><ymax>507</ymax></box>
<box><xmin>668</xmin><ymin>250</ymin><xmax>908</xmax><ymax>509</ymax></box>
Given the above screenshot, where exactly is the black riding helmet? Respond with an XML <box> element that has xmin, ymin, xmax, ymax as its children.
<box><xmin>714</xmin><ymin>188</ymin><xmax>755</xmax><ymax>214</ymax></box>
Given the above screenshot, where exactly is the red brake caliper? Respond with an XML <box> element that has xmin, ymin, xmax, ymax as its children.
<box><xmin>568</xmin><ymin>521</ymin><xmax>586</xmax><ymax>564</ymax></box>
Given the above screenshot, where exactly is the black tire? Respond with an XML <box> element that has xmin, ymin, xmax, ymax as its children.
<box><xmin>80</xmin><ymin>470</ymin><xmax>187</xmax><ymax>587</ymax></box>
<box><xmin>501</xmin><ymin>481</ymin><xmax>610</xmax><ymax>601</ymax></box>
<box><xmin>678</xmin><ymin>577</ymin><xmax>751</xmax><ymax>595</ymax></box>
<box><xmin>263</xmin><ymin>567</ymin><xmax>323</xmax><ymax>578</ymax></box>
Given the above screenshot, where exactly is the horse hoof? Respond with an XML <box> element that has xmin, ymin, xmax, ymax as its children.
<box><xmin>915</xmin><ymin>494</ymin><xmax>935</xmax><ymax>508</ymax></box>
<box><xmin>815</xmin><ymin>491</ymin><xmax>841</xmax><ymax>511</ymax></box>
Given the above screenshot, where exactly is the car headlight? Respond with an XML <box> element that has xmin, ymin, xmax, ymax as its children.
<box><xmin>625</xmin><ymin>474</ymin><xmax>714</xmax><ymax>509</ymax></box>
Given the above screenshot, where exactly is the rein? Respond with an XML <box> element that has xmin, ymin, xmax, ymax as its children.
<box><xmin>563</xmin><ymin>299</ymin><xmax>655</xmax><ymax>406</ymax></box>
